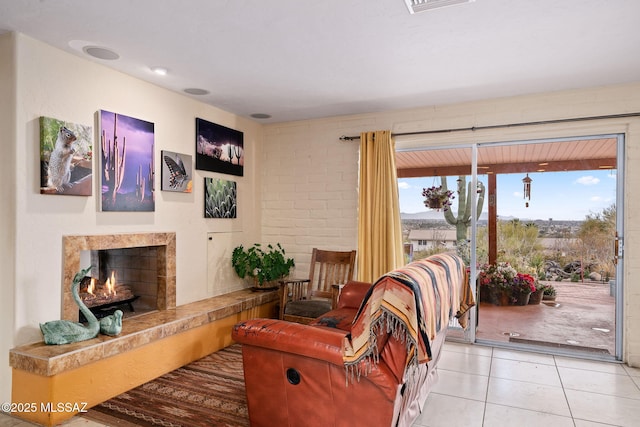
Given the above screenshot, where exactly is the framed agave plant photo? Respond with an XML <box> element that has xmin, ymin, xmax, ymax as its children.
<box><xmin>204</xmin><ymin>177</ymin><xmax>237</xmax><ymax>218</ymax></box>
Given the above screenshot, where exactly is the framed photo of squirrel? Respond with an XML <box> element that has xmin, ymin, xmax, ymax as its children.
<box><xmin>39</xmin><ymin>116</ymin><xmax>93</xmax><ymax>196</ymax></box>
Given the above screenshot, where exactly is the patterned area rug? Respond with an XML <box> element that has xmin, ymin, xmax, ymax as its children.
<box><xmin>82</xmin><ymin>344</ymin><xmax>249</xmax><ymax>427</ymax></box>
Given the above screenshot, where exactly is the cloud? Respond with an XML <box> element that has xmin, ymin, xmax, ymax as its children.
<box><xmin>576</xmin><ymin>176</ymin><xmax>600</xmax><ymax>185</ymax></box>
<box><xmin>590</xmin><ymin>196</ymin><xmax>602</xmax><ymax>202</ymax></box>
<box><xmin>398</xmin><ymin>182</ymin><xmax>411</xmax><ymax>190</ymax></box>
<box><xmin>513</xmin><ymin>191</ymin><xmax>522</xmax><ymax>198</ymax></box>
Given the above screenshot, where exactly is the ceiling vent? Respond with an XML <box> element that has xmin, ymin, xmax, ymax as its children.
<box><xmin>404</xmin><ymin>0</ymin><xmax>475</xmax><ymax>14</ymax></box>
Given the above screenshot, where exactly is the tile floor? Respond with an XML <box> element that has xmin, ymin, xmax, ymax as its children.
<box><xmin>2</xmin><ymin>341</ymin><xmax>639</xmax><ymax>427</ymax></box>
<box><xmin>416</xmin><ymin>342</ymin><xmax>640</xmax><ymax>427</ymax></box>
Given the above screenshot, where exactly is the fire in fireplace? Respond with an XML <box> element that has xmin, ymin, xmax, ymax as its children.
<box><xmin>78</xmin><ymin>271</ymin><xmax>138</xmax><ymax>321</ymax></box>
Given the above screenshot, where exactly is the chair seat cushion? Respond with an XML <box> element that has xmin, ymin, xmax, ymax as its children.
<box><xmin>284</xmin><ymin>300</ymin><xmax>332</xmax><ymax>319</ymax></box>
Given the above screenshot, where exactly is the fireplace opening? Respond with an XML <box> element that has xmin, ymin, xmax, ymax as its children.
<box><xmin>77</xmin><ymin>247</ymin><xmax>160</xmax><ymax>321</ymax></box>
<box><xmin>63</xmin><ymin>233</ymin><xmax>176</xmax><ymax>323</ymax></box>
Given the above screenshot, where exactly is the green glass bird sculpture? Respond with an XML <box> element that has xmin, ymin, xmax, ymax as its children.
<box><xmin>40</xmin><ymin>266</ymin><xmax>100</xmax><ymax>345</ymax></box>
<box><xmin>100</xmin><ymin>309</ymin><xmax>123</xmax><ymax>336</ymax></box>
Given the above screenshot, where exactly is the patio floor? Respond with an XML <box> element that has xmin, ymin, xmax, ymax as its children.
<box><xmin>452</xmin><ymin>279</ymin><xmax>616</xmax><ymax>356</ymax></box>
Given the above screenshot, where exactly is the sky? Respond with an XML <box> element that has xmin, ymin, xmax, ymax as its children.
<box><xmin>398</xmin><ymin>169</ymin><xmax>617</xmax><ymax>221</ymax></box>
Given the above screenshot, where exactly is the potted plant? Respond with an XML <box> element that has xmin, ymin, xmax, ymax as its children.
<box><xmin>528</xmin><ymin>279</ymin><xmax>544</xmax><ymax>304</ymax></box>
<box><xmin>511</xmin><ymin>272</ymin><xmax>536</xmax><ymax>305</ymax></box>
<box><xmin>232</xmin><ymin>243</ymin><xmax>295</xmax><ymax>289</ymax></box>
<box><xmin>478</xmin><ymin>262</ymin><xmax>517</xmax><ymax>306</ymax></box>
<box><xmin>422</xmin><ymin>186</ymin><xmax>454</xmax><ymax>211</ymax></box>
<box><xmin>541</xmin><ymin>284</ymin><xmax>557</xmax><ymax>301</ymax></box>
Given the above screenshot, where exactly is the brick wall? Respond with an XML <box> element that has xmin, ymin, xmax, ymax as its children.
<box><xmin>261</xmin><ymin>122</ymin><xmax>361</xmax><ymax>277</ymax></box>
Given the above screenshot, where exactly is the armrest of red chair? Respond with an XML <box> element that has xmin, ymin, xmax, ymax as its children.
<box><xmin>232</xmin><ymin>318</ymin><xmax>347</xmax><ymax>366</ymax></box>
<box><xmin>335</xmin><ymin>280</ymin><xmax>372</xmax><ymax>309</ymax></box>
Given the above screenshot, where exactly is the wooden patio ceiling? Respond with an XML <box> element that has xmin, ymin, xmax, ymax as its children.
<box><xmin>396</xmin><ymin>137</ymin><xmax>617</xmax><ymax>178</ymax></box>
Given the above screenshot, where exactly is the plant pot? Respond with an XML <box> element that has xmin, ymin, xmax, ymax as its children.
<box><xmin>426</xmin><ymin>198</ymin><xmax>444</xmax><ymax>210</ymax></box>
<box><xmin>479</xmin><ymin>286</ymin><xmax>491</xmax><ymax>303</ymax></box>
<box><xmin>251</xmin><ymin>278</ymin><xmax>280</xmax><ymax>291</ymax></box>
<box><xmin>542</xmin><ymin>294</ymin><xmax>556</xmax><ymax>301</ymax></box>
<box><xmin>528</xmin><ymin>289</ymin><xmax>543</xmax><ymax>305</ymax></box>
<box><xmin>488</xmin><ymin>288</ymin><xmax>510</xmax><ymax>306</ymax></box>
<box><xmin>513</xmin><ymin>292</ymin><xmax>531</xmax><ymax>306</ymax></box>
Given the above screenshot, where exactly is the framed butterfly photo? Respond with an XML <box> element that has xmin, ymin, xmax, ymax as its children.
<box><xmin>161</xmin><ymin>150</ymin><xmax>193</xmax><ymax>193</ymax></box>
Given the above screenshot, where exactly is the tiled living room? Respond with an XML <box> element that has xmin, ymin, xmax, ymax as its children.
<box><xmin>2</xmin><ymin>2</ymin><xmax>640</xmax><ymax>427</ymax></box>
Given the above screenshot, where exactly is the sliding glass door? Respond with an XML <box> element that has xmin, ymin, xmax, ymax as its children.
<box><xmin>397</xmin><ymin>133</ymin><xmax>623</xmax><ymax>360</ymax></box>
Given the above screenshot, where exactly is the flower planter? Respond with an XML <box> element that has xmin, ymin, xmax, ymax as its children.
<box><xmin>479</xmin><ymin>286</ymin><xmax>490</xmax><ymax>303</ymax></box>
<box><xmin>422</xmin><ymin>186</ymin><xmax>453</xmax><ymax>211</ymax></box>
<box><xmin>425</xmin><ymin>198</ymin><xmax>445</xmax><ymax>210</ymax></box>
<box><xmin>487</xmin><ymin>288</ymin><xmax>511</xmax><ymax>306</ymax></box>
<box><xmin>513</xmin><ymin>292</ymin><xmax>531</xmax><ymax>306</ymax></box>
<box><xmin>528</xmin><ymin>289</ymin><xmax>543</xmax><ymax>305</ymax></box>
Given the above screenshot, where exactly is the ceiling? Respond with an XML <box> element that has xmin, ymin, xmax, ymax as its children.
<box><xmin>1</xmin><ymin>0</ymin><xmax>639</xmax><ymax>124</ymax></box>
<box><xmin>396</xmin><ymin>137</ymin><xmax>618</xmax><ymax>177</ymax></box>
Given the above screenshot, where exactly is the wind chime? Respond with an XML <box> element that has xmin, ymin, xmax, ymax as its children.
<box><xmin>522</xmin><ymin>173</ymin><xmax>532</xmax><ymax>207</ymax></box>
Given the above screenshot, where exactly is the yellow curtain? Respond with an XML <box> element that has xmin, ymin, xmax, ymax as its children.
<box><xmin>357</xmin><ymin>130</ymin><xmax>405</xmax><ymax>283</ymax></box>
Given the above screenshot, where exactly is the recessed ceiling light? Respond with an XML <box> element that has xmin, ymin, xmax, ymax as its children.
<box><xmin>151</xmin><ymin>67</ymin><xmax>168</xmax><ymax>76</ymax></box>
<box><xmin>183</xmin><ymin>88</ymin><xmax>210</xmax><ymax>96</ymax></box>
<box><xmin>82</xmin><ymin>46</ymin><xmax>119</xmax><ymax>60</ymax></box>
<box><xmin>250</xmin><ymin>113</ymin><xmax>272</xmax><ymax>119</ymax></box>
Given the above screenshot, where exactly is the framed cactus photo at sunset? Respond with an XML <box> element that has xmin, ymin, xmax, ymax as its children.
<box><xmin>195</xmin><ymin>118</ymin><xmax>244</xmax><ymax>176</ymax></box>
<box><xmin>99</xmin><ymin>110</ymin><xmax>155</xmax><ymax>212</ymax></box>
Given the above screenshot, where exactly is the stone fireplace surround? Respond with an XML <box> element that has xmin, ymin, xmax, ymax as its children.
<box><xmin>62</xmin><ymin>232</ymin><xmax>176</xmax><ymax>321</ymax></box>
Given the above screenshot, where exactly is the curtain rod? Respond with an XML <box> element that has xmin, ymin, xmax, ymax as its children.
<box><xmin>338</xmin><ymin>112</ymin><xmax>640</xmax><ymax>141</ymax></box>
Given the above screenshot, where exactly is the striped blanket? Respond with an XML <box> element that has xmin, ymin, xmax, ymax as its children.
<box><xmin>343</xmin><ymin>253</ymin><xmax>474</xmax><ymax>380</ymax></box>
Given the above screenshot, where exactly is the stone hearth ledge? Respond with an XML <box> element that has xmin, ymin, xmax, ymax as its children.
<box><xmin>9</xmin><ymin>288</ymin><xmax>278</xmax><ymax>426</ymax></box>
<box><xmin>10</xmin><ymin>289</ymin><xmax>278</xmax><ymax>376</ymax></box>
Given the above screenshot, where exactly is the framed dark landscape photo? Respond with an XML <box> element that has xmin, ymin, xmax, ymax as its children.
<box><xmin>204</xmin><ymin>177</ymin><xmax>237</xmax><ymax>218</ymax></box>
<box><xmin>39</xmin><ymin>116</ymin><xmax>93</xmax><ymax>196</ymax></box>
<box><xmin>161</xmin><ymin>150</ymin><xmax>193</xmax><ymax>193</ymax></box>
<box><xmin>195</xmin><ymin>118</ymin><xmax>244</xmax><ymax>176</ymax></box>
<box><xmin>100</xmin><ymin>110</ymin><xmax>155</xmax><ymax>211</ymax></box>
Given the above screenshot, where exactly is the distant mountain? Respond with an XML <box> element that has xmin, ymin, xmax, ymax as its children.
<box><xmin>401</xmin><ymin>211</ymin><xmax>491</xmax><ymax>221</ymax></box>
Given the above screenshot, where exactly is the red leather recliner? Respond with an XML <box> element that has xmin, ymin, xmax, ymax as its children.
<box><xmin>232</xmin><ymin>254</ymin><xmax>473</xmax><ymax>427</ymax></box>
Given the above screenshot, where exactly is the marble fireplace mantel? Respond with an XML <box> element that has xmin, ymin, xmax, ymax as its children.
<box><xmin>62</xmin><ymin>232</ymin><xmax>176</xmax><ymax>321</ymax></box>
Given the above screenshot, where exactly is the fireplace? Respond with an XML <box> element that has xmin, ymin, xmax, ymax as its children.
<box><xmin>62</xmin><ymin>232</ymin><xmax>176</xmax><ymax>322</ymax></box>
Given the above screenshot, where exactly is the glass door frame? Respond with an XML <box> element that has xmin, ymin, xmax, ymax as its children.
<box><xmin>398</xmin><ymin>133</ymin><xmax>624</xmax><ymax>361</ymax></box>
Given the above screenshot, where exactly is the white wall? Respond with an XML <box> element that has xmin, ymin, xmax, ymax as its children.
<box><xmin>1</xmin><ymin>33</ymin><xmax>263</xmax><ymax>402</ymax></box>
<box><xmin>262</xmin><ymin>83</ymin><xmax>640</xmax><ymax>366</ymax></box>
<box><xmin>0</xmin><ymin>32</ymin><xmax>17</xmax><ymax>403</ymax></box>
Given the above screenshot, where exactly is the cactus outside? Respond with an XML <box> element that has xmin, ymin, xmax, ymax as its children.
<box><xmin>442</xmin><ymin>176</ymin><xmax>486</xmax><ymax>241</ymax></box>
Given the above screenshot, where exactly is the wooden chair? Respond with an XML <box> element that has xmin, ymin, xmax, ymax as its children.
<box><xmin>279</xmin><ymin>248</ymin><xmax>356</xmax><ymax>324</ymax></box>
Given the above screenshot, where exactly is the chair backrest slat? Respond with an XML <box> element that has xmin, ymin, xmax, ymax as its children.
<box><xmin>309</xmin><ymin>248</ymin><xmax>356</xmax><ymax>298</ymax></box>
